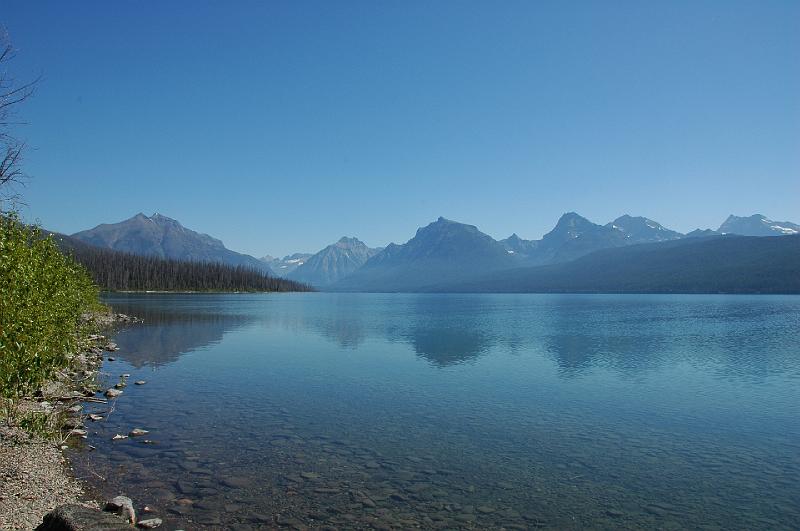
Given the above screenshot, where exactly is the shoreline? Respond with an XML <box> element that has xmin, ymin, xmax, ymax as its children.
<box><xmin>0</xmin><ymin>310</ymin><xmax>140</xmax><ymax>529</ymax></box>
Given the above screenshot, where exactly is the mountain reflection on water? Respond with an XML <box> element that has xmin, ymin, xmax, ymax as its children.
<box><xmin>104</xmin><ymin>300</ymin><xmax>252</xmax><ymax>368</ymax></box>
<box><xmin>86</xmin><ymin>293</ymin><xmax>800</xmax><ymax>530</ymax></box>
<box><xmin>104</xmin><ymin>293</ymin><xmax>800</xmax><ymax>380</ymax></box>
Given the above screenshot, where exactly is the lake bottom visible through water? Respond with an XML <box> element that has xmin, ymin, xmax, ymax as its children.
<box><xmin>68</xmin><ymin>293</ymin><xmax>800</xmax><ymax>530</ymax></box>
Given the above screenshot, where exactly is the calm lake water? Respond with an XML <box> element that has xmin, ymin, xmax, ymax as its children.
<box><xmin>70</xmin><ymin>293</ymin><xmax>800</xmax><ymax>530</ymax></box>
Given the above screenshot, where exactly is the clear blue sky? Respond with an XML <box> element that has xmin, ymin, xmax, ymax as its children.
<box><xmin>3</xmin><ymin>1</ymin><xmax>799</xmax><ymax>257</ymax></box>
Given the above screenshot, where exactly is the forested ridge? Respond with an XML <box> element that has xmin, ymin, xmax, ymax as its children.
<box><xmin>54</xmin><ymin>232</ymin><xmax>312</xmax><ymax>292</ymax></box>
<box><xmin>433</xmin><ymin>234</ymin><xmax>800</xmax><ymax>294</ymax></box>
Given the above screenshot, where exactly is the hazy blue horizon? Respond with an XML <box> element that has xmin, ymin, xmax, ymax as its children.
<box><xmin>3</xmin><ymin>1</ymin><xmax>799</xmax><ymax>256</ymax></box>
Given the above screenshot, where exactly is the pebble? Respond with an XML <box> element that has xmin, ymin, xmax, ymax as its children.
<box><xmin>221</xmin><ymin>476</ymin><xmax>253</xmax><ymax>488</ymax></box>
<box><xmin>247</xmin><ymin>512</ymin><xmax>272</xmax><ymax>524</ymax></box>
<box><xmin>137</xmin><ymin>518</ymin><xmax>162</xmax><ymax>529</ymax></box>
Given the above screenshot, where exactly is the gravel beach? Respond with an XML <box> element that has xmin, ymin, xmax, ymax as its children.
<box><xmin>0</xmin><ymin>426</ymin><xmax>98</xmax><ymax>530</ymax></box>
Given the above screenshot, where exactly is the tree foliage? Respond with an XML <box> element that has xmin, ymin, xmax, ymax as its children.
<box><xmin>0</xmin><ymin>214</ymin><xmax>100</xmax><ymax>398</ymax></box>
<box><xmin>57</xmin><ymin>234</ymin><xmax>314</xmax><ymax>292</ymax></box>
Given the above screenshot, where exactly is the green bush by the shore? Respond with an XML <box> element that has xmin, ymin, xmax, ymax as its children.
<box><xmin>0</xmin><ymin>212</ymin><xmax>100</xmax><ymax>399</ymax></box>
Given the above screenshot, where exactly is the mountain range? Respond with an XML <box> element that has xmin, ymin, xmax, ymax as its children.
<box><xmin>333</xmin><ymin>218</ymin><xmax>520</xmax><ymax>292</ymax></box>
<box><xmin>67</xmin><ymin>211</ymin><xmax>799</xmax><ymax>293</ymax></box>
<box><xmin>330</xmin><ymin>212</ymin><xmax>798</xmax><ymax>292</ymax></box>
<box><xmin>718</xmin><ymin>214</ymin><xmax>799</xmax><ymax>237</ymax></box>
<box><xmin>71</xmin><ymin>213</ymin><xmax>273</xmax><ymax>274</ymax></box>
<box><xmin>260</xmin><ymin>253</ymin><xmax>313</xmax><ymax>277</ymax></box>
<box><xmin>433</xmin><ymin>235</ymin><xmax>800</xmax><ymax>294</ymax></box>
<box><xmin>287</xmin><ymin>237</ymin><xmax>382</xmax><ymax>287</ymax></box>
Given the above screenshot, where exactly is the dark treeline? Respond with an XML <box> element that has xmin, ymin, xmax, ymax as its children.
<box><xmin>54</xmin><ymin>233</ymin><xmax>313</xmax><ymax>292</ymax></box>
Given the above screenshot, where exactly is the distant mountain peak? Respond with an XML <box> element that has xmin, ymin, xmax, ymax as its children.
<box><xmin>685</xmin><ymin>228</ymin><xmax>720</xmax><ymax>238</ymax></box>
<box><xmin>547</xmin><ymin>212</ymin><xmax>596</xmax><ymax>240</ymax></box>
<box><xmin>71</xmin><ymin>213</ymin><xmax>272</xmax><ymax>274</ymax></box>
<box><xmin>332</xmin><ymin>218</ymin><xmax>518</xmax><ymax>291</ymax></box>
<box><xmin>719</xmin><ymin>214</ymin><xmax>799</xmax><ymax>236</ymax></box>
<box><xmin>287</xmin><ymin>236</ymin><xmax>381</xmax><ymax>287</ymax></box>
<box><xmin>500</xmin><ymin>233</ymin><xmax>538</xmax><ymax>257</ymax></box>
<box><xmin>336</xmin><ymin>236</ymin><xmax>364</xmax><ymax>246</ymax></box>
<box><xmin>419</xmin><ymin>217</ymin><xmax>478</xmax><ymax>233</ymax></box>
<box><xmin>606</xmin><ymin>215</ymin><xmax>682</xmax><ymax>243</ymax></box>
<box><xmin>149</xmin><ymin>212</ymin><xmax>184</xmax><ymax>226</ymax></box>
<box><xmin>554</xmin><ymin>212</ymin><xmax>592</xmax><ymax>229</ymax></box>
<box><xmin>261</xmin><ymin>252</ymin><xmax>313</xmax><ymax>277</ymax></box>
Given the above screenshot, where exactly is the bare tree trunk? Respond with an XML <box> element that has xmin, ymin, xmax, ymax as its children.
<box><xmin>0</xmin><ymin>29</ymin><xmax>38</xmax><ymax>200</ymax></box>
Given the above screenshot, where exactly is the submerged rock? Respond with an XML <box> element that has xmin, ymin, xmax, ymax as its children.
<box><xmin>36</xmin><ymin>504</ymin><xmax>130</xmax><ymax>530</ymax></box>
<box><xmin>62</xmin><ymin>417</ymin><xmax>83</xmax><ymax>430</ymax></box>
<box><xmin>220</xmin><ymin>476</ymin><xmax>252</xmax><ymax>488</ymax></box>
<box><xmin>137</xmin><ymin>517</ymin><xmax>163</xmax><ymax>528</ymax></box>
<box><xmin>135</xmin><ymin>380</ymin><xmax>147</xmax><ymax>385</ymax></box>
<box><xmin>129</xmin><ymin>428</ymin><xmax>149</xmax><ymax>437</ymax></box>
<box><xmin>104</xmin><ymin>495</ymin><xmax>136</xmax><ymax>524</ymax></box>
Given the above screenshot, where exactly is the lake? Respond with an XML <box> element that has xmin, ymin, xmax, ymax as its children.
<box><xmin>69</xmin><ymin>293</ymin><xmax>800</xmax><ymax>530</ymax></box>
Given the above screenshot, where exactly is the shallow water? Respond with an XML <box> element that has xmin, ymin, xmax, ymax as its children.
<box><xmin>70</xmin><ymin>293</ymin><xmax>800</xmax><ymax>530</ymax></box>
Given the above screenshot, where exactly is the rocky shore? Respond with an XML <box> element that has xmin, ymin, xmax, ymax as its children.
<box><xmin>0</xmin><ymin>310</ymin><xmax>151</xmax><ymax>530</ymax></box>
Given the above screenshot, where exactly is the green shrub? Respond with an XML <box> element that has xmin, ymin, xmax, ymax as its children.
<box><xmin>0</xmin><ymin>212</ymin><xmax>100</xmax><ymax>399</ymax></box>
